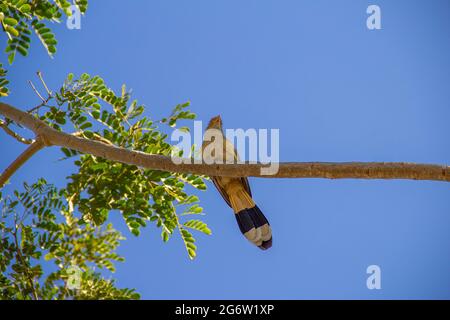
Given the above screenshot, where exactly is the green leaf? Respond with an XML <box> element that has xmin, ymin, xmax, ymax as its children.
<box><xmin>3</xmin><ymin>18</ymin><xmax>18</xmax><ymax>26</ymax></box>
<box><xmin>44</xmin><ymin>253</ymin><xmax>54</xmax><ymax>261</ymax></box>
<box><xmin>5</xmin><ymin>25</ymin><xmax>19</xmax><ymax>37</ymax></box>
<box><xmin>183</xmin><ymin>220</ymin><xmax>212</xmax><ymax>235</ymax></box>
<box><xmin>79</xmin><ymin>122</ymin><xmax>92</xmax><ymax>130</ymax></box>
<box><xmin>0</xmin><ymin>63</ymin><xmax>9</xmax><ymax>96</ymax></box>
<box><xmin>19</xmin><ymin>4</ymin><xmax>31</xmax><ymax>13</ymax></box>
<box><xmin>31</xmin><ymin>20</ymin><xmax>57</xmax><ymax>57</ymax></box>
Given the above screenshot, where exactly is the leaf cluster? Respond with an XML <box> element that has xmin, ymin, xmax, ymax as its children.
<box><xmin>0</xmin><ymin>0</ymin><xmax>88</xmax><ymax>64</ymax></box>
<box><xmin>0</xmin><ymin>179</ymin><xmax>139</xmax><ymax>300</ymax></box>
<box><xmin>20</xmin><ymin>73</ymin><xmax>211</xmax><ymax>259</ymax></box>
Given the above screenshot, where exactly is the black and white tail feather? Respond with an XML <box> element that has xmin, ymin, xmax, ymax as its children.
<box><xmin>235</xmin><ymin>204</ymin><xmax>272</xmax><ymax>250</ymax></box>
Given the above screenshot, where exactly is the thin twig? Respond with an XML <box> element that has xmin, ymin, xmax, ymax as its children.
<box><xmin>72</xmin><ymin>131</ymin><xmax>114</xmax><ymax>145</ymax></box>
<box><xmin>0</xmin><ymin>119</ymin><xmax>34</xmax><ymax>144</ymax></box>
<box><xmin>37</xmin><ymin>71</ymin><xmax>52</xmax><ymax>96</ymax></box>
<box><xmin>28</xmin><ymin>80</ymin><xmax>45</xmax><ymax>102</ymax></box>
<box><xmin>27</xmin><ymin>89</ymin><xmax>53</xmax><ymax>114</ymax></box>
<box><xmin>27</xmin><ymin>99</ymin><xmax>52</xmax><ymax>114</ymax></box>
<box><xmin>27</xmin><ymin>73</ymin><xmax>53</xmax><ymax>114</ymax></box>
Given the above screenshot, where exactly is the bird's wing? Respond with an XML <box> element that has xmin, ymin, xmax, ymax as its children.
<box><xmin>211</xmin><ymin>177</ymin><xmax>231</xmax><ymax>207</ymax></box>
<box><xmin>211</xmin><ymin>176</ymin><xmax>251</xmax><ymax>208</ymax></box>
<box><xmin>241</xmin><ymin>176</ymin><xmax>252</xmax><ymax>198</ymax></box>
<box><xmin>225</xmin><ymin>137</ymin><xmax>253</xmax><ymax>196</ymax></box>
<box><xmin>210</xmin><ymin>136</ymin><xmax>252</xmax><ymax>207</ymax></box>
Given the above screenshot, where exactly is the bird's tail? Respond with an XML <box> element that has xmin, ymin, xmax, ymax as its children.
<box><xmin>228</xmin><ymin>188</ymin><xmax>272</xmax><ymax>250</ymax></box>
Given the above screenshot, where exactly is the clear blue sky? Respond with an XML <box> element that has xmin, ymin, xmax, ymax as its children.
<box><xmin>2</xmin><ymin>0</ymin><xmax>450</xmax><ymax>299</ymax></box>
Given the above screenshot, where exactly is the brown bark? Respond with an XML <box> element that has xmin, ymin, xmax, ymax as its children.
<box><xmin>0</xmin><ymin>138</ymin><xmax>44</xmax><ymax>187</ymax></box>
<box><xmin>0</xmin><ymin>102</ymin><xmax>449</xmax><ymax>184</ymax></box>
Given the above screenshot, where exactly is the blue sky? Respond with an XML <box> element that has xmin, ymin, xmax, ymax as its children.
<box><xmin>1</xmin><ymin>0</ymin><xmax>450</xmax><ymax>299</ymax></box>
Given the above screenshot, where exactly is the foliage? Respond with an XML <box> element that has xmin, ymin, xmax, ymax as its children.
<box><xmin>0</xmin><ymin>0</ymin><xmax>88</xmax><ymax>64</ymax></box>
<box><xmin>0</xmin><ymin>179</ymin><xmax>139</xmax><ymax>299</ymax></box>
<box><xmin>7</xmin><ymin>72</ymin><xmax>210</xmax><ymax>260</ymax></box>
<box><xmin>0</xmin><ymin>62</ymin><xmax>8</xmax><ymax>96</ymax></box>
<box><xmin>0</xmin><ymin>0</ymin><xmax>211</xmax><ymax>302</ymax></box>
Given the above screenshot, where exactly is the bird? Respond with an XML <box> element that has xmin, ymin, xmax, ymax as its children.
<box><xmin>201</xmin><ymin>115</ymin><xmax>272</xmax><ymax>250</ymax></box>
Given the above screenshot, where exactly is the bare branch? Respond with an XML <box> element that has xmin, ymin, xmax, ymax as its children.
<box><xmin>0</xmin><ymin>119</ymin><xmax>34</xmax><ymax>144</ymax></box>
<box><xmin>28</xmin><ymin>80</ymin><xmax>45</xmax><ymax>102</ymax></box>
<box><xmin>0</xmin><ymin>102</ymin><xmax>449</xmax><ymax>184</ymax></box>
<box><xmin>37</xmin><ymin>71</ymin><xmax>52</xmax><ymax>96</ymax></box>
<box><xmin>27</xmin><ymin>73</ymin><xmax>54</xmax><ymax>114</ymax></box>
<box><xmin>0</xmin><ymin>138</ymin><xmax>45</xmax><ymax>188</ymax></box>
<box><xmin>27</xmin><ymin>88</ymin><xmax>53</xmax><ymax>114</ymax></box>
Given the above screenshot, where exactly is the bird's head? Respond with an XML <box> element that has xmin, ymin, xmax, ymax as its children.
<box><xmin>206</xmin><ymin>115</ymin><xmax>223</xmax><ymax>130</ymax></box>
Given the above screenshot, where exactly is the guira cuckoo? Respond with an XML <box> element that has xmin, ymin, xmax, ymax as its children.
<box><xmin>202</xmin><ymin>116</ymin><xmax>272</xmax><ymax>250</ymax></box>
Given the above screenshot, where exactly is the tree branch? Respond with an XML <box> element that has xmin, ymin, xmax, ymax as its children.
<box><xmin>0</xmin><ymin>138</ymin><xmax>45</xmax><ymax>188</ymax></box>
<box><xmin>0</xmin><ymin>119</ymin><xmax>34</xmax><ymax>144</ymax></box>
<box><xmin>0</xmin><ymin>102</ymin><xmax>449</xmax><ymax>183</ymax></box>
